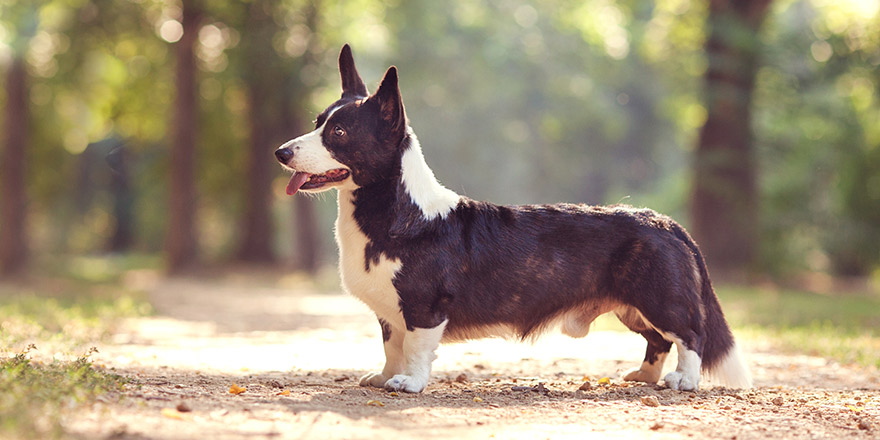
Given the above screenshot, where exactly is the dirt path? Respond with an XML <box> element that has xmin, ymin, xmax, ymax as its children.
<box><xmin>69</xmin><ymin>273</ymin><xmax>879</xmax><ymax>439</ymax></box>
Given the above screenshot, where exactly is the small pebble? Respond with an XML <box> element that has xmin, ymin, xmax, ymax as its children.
<box><xmin>176</xmin><ymin>402</ymin><xmax>191</xmax><ymax>413</ymax></box>
<box><xmin>641</xmin><ymin>396</ymin><xmax>660</xmax><ymax>407</ymax></box>
<box><xmin>455</xmin><ymin>373</ymin><xmax>468</xmax><ymax>383</ymax></box>
<box><xmin>578</xmin><ymin>382</ymin><xmax>592</xmax><ymax>391</ymax></box>
<box><xmin>772</xmin><ymin>397</ymin><xmax>784</xmax><ymax>406</ymax></box>
<box><xmin>858</xmin><ymin>419</ymin><xmax>872</xmax><ymax>431</ymax></box>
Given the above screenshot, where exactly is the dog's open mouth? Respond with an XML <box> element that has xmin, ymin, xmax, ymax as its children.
<box><xmin>286</xmin><ymin>169</ymin><xmax>350</xmax><ymax>195</ymax></box>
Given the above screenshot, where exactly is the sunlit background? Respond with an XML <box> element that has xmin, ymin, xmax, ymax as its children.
<box><xmin>0</xmin><ymin>0</ymin><xmax>878</xmax><ymax>280</ymax></box>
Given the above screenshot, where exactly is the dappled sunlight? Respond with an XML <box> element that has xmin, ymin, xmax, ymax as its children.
<box><xmin>95</xmin><ymin>278</ymin><xmax>648</xmax><ymax>376</ymax></box>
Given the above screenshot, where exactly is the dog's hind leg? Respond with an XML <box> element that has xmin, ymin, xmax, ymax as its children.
<box><xmin>360</xmin><ymin>318</ymin><xmax>406</xmax><ymax>388</ymax></box>
<box><xmin>616</xmin><ymin>307</ymin><xmax>672</xmax><ymax>384</ymax></box>
<box><xmin>632</xmin><ymin>304</ymin><xmax>705</xmax><ymax>392</ymax></box>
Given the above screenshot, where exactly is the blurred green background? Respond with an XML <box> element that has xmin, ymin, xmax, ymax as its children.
<box><xmin>1</xmin><ymin>4</ymin><xmax>879</xmax><ymax>436</ymax></box>
<box><xmin>0</xmin><ymin>0</ymin><xmax>878</xmax><ymax>282</ymax></box>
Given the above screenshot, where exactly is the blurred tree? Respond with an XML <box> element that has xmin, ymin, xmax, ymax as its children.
<box><xmin>0</xmin><ymin>56</ymin><xmax>29</xmax><ymax>276</ymax></box>
<box><xmin>290</xmin><ymin>1</ymin><xmax>322</xmax><ymax>274</ymax></box>
<box><xmin>691</xmin><ymin>0</ymin><xmax>772</xmax><ymax>276</ymax></box>
<box><xmin>165</xmin><ymin>0</ymin><xmax>202</xmax><ymax>272</ymax></box>
<box><xmin>235</xmin><ymin>0</ymin><xmax>282</xmax><ymax>263</ymax></box>
<box><xmin>102</xmin><ymin>140</ymin><xmax>134</xmax><ymax>252</ymax></box>
<box><xmin>753</xmin><ymin>1</ymin><xmax>880</xmax><ymax>277</ymax></box>
<box><xmin>233</xmin><ymin>0</ymin><xmax>322</xmax><ymax>271</ymax></box>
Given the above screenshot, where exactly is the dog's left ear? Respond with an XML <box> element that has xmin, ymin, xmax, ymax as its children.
<box><xmin>339</xmin><ymin>44</ymin><xmax>368</xmax><ymax>98</ymax></box>
<box><xmin>367</xmin><ymin>66</ymin><xmax>406</xmax><ymax>139</ymax></box>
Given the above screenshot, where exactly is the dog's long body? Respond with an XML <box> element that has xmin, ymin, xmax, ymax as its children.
<box><xmin>275</xmin><ymin>45</ymin><xmax>751</xmax><ymax>393</ymax></box>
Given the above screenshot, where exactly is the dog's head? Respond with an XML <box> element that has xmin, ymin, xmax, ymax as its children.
<box><xmin>275</xmin><ymin>44</ymin><xmax>407</xmax><ymax>195</ymax></box>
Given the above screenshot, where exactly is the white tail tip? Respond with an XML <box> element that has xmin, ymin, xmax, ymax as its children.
<box><xmin>707</xmin><ymin>342</ymin><xmax>752</xmax><ymax>388</ymax></box>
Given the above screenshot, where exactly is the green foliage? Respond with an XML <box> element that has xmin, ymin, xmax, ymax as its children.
<box><xmin>1</xmin><ymin>0</ymin><xmax>878</xmax><ymax>275</ymax></box>
<box><xmin>716</xmin><ymin>285</ymin><xmax>880</xmax><ymax>368</ymax></box>
<box><xmin>0</xmin><ymin>254</ymin><xmax>155</xmax><ymax>352</ymax></box>
<box><xmin>0</xmin><ymin>345</ymin><xmax>129</xmax><ymax>440</ymax></box>
<box><xmin>755</xmin><ymin>0</ymin><xmax>880</xmax><ymax>276</ymax></box>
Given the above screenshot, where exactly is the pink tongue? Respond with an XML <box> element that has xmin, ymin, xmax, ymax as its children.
<box><xmin>285</xmin><ymin>172</ymin><xmax>311</xmax><ymax>195</ymax></box>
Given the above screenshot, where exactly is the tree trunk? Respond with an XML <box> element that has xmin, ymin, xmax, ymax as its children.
<box><xmin>236</xmin><ymin>0</ymin><xmax>279</xmax><ymax>263</ymax></box>
<box><xmin>0</xmin><ymin>57</ymin><xmax>29</xmax><ymax>276</ymax></box>
<box><xmin>107</xmin><ymin>145</ymin><xmax>134</xmax><ymax>252</ymax></box>
<box><xmin>691</xmin><ymin>0</ymin><xmax>772</xmax><ymax>277</ymax></box>
<box><xmin>165</xmin><ymin>0</ymin><xmax>201</xmax><ymax>273</ymax></box>
<box><xmin>289</xmin><ymin>0</ymin><xmax>321</xmax><ymax>274</ymax></box>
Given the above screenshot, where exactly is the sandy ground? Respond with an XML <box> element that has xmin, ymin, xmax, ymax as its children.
<box><xmin>66</xmin><ymin>272</ymin><xmax>879</xmax><ymax>439</ymax></box>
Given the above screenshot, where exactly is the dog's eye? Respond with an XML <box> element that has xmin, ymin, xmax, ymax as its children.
<box><xmin>333</xmin><ymin>126</ymin><xmax>345</xmax><ymax>137</ymax></box>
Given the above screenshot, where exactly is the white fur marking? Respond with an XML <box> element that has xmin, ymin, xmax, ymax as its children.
<box><xmin>335</xmin><ymin>191</ymin><xmax>405</xmax><ymax>330</ymax></box>
<box><xmin>384</xmin><ymin>320</ymin><xmax>448</xmax><ymax>393</ymax></box>
<box><xmin>279</xmin><ymin>106</ymin><xmax>350</xmax><ymax>181</ymax></box>
<box><xmin>659</xmin><ymin>332</ymin><xmax>701</xmax><ymax>391</ymax></box>
<box><xmin>400</xmin><ymin>132</ymin><xmax>460</xmax><ymax>219</ymax></box>
<box><xmin>707</xmin><ymin>341</ymin><xmax>752</xmax><ymax>388</ymax></box>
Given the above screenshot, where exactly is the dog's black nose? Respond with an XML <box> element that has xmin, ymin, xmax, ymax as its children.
<box><xmin>275</xmin><ymin>147</ymin><xmax>293</xmax><ymax>164</ymax></box>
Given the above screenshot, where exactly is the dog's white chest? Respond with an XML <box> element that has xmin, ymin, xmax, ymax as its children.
<box><xmin>335</xmin><ymin>191</ymin><xmax>405</xmax><ymax>330</ymax></box>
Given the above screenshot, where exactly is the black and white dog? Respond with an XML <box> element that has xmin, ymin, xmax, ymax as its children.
<box><xmin>274</xmin><ymin>45</ymin><xmax>751</xmax><ymax>393</ymax></box>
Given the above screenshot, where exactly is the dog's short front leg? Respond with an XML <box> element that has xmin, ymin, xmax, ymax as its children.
<box><xmin>383</xmin><ymin>320</ymin><xmax>447</xmax><ymax>393</ymax></box>
<box><xmin>360</xmin><ymin>319</ymin><xmax>405</xmax><ymax>388</ymax></box>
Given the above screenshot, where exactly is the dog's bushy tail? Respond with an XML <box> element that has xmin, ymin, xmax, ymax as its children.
<box><xmin>672</xmin><ymin>225</ymin><xmax>752</xmax><ymax>388</ymax></box>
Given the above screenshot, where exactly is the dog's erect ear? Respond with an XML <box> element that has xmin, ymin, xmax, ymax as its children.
<box><xmin>368</xmin><ymin>66</ymin><xmax>406</xmax><ymax>137</ymax></box>
<box><xmin>339</xmin><ymin>44</ymin><xmax>368</xmax><ymax>98</ymax></box>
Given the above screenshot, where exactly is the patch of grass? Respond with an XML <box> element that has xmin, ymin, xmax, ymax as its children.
<box><xmin>716</xmin><ymin>286</ymin><xmax>880</xmax><ymax>368</ymax></box>
<box><xmin>0</xmin><ymin>345</ymin><xmax>129</xmax><ymax>439</ymax></box>
<box><xmin>0</xmin><ymin>255</ymin><xmax>154</xmax><ymax>439</ymax></box>
<box><xmin>0</xmin><ymin>255</ymin><xmax>155</xmax><ymax>353</ymax></box>
<box><xmin>0</xmin><ymin>288</ymin><xmax>152</xmax><ymax>357</ymax></box>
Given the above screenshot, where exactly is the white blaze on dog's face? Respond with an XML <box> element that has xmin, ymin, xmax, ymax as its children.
<box><xmin>275</xmin><ymin>105</ymin><xmax>356</xmax><ymax>195</ymax></box>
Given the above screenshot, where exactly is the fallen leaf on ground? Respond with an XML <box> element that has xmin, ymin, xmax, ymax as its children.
<box><xmin>161</xmin><ymin>408</ymin><xmax>190</xmax><ymax>420</ymax></box>
<box><xmin>366</xmin><ymin>400</ymin><xmax>385</xmax><ymax>407</ymax></box>
<box><xmin>473</xmin><ymin>396</ymin><xmax>484</xmax><ymax>402</ymax></box>
<box><xmin>228</xmin><ymin>384</ymin><xmax>247</xmax><ymax>395</ymax></box>
<box><xmin>276</xmin><ymin>390</ymin><xmax>290</xmax><ymax>396</ymax></box>
<box><xmin>598</xmin><ymin>377</ymin><xmax>611</xmax><ymax>385</ymax></box>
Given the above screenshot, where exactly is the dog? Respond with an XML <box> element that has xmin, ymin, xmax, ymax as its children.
<box><xmin>274</xmin><ymin>44</ymin><xmax>751</xmax><ymax>393</ymax></box>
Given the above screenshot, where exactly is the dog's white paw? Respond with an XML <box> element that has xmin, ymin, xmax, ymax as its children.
<box><xmin>623</xmin><ymin>367</ymin><xmax>661</xmax><ymax>384</ymax></box>
<box><xmin>384</xmin><ymin>374</ymin><xmax>427</xmax><ymax>393</ymax></box>
<box><xmin>359</xmin><ymin>372</ymin><xmax>388</xmax><ymax>388</ymax></box>
<box><xmin>664</xmin><ymin>371</ymin><xmax>698</xmax><ymax>391</ymax></box>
